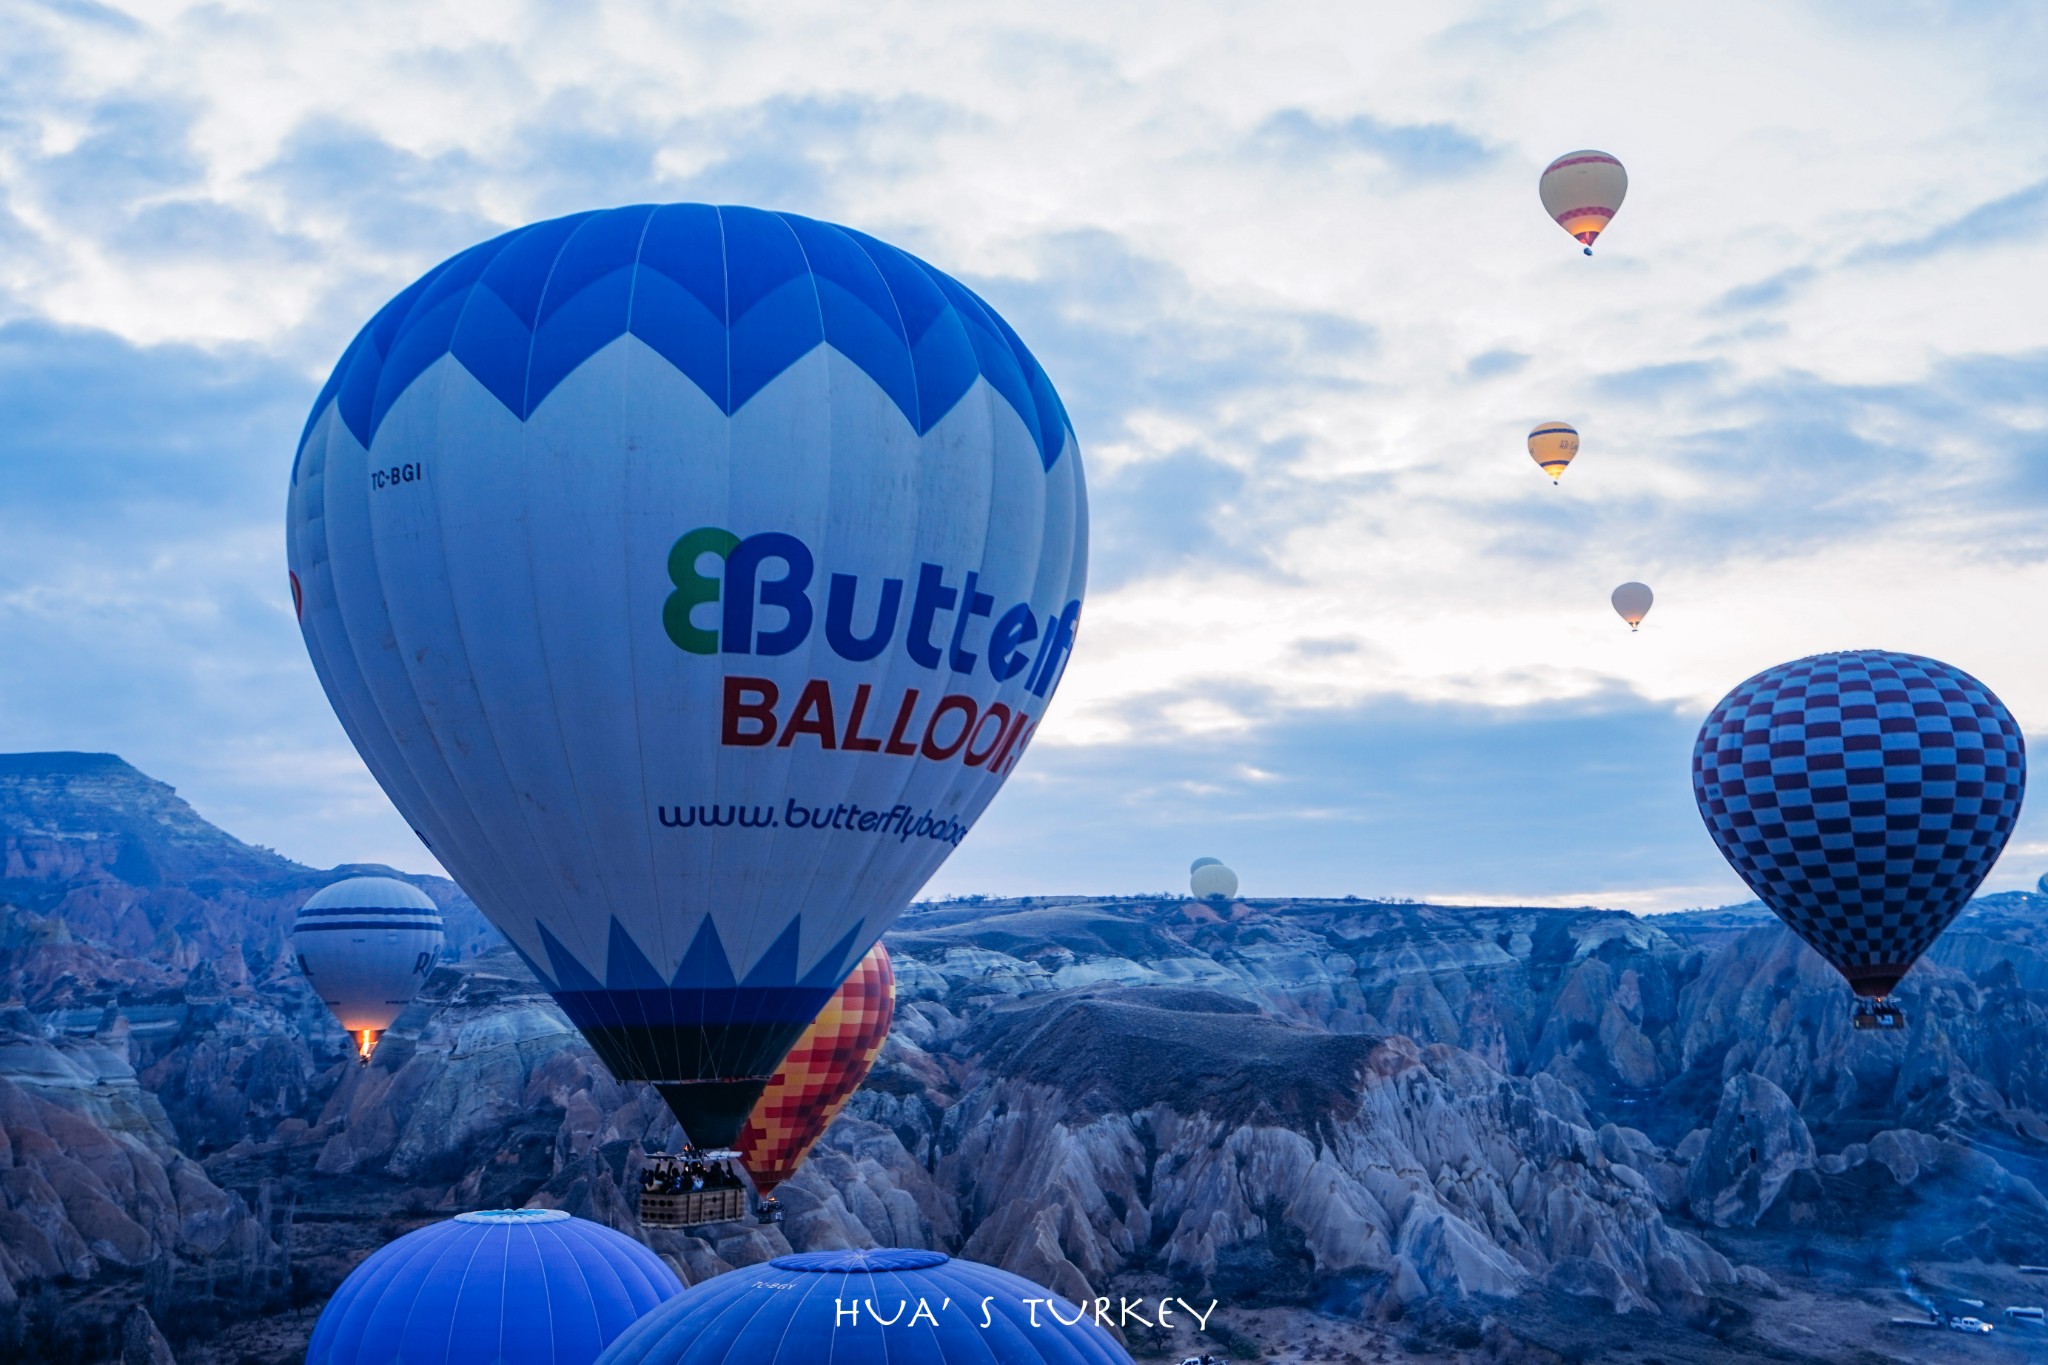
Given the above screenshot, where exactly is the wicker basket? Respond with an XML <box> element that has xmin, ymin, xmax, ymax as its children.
<box><xmin>639</xmin><ymin>1186</ymin><xmax>749</xmax><ymax>1228</ymax></box>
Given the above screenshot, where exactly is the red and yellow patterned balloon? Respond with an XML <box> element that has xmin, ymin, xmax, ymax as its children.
<box><xmin>736</xmin><ymin>943</ymin><xmax>894</xmax><ymax>1196</ymax></box>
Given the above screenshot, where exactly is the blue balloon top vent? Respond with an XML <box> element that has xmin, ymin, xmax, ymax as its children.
<box><xmin>771</xmin><ymin>1249</ymin><xmax>950</xmax><ymax>1273</ymax></box>
<box><xmin>454</xmin><ymin>1208</ymin><xmax>573</xmax><ymax>1224</ymax></box>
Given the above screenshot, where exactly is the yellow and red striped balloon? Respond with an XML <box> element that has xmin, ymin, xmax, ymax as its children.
<box><xmin>736</xmin><ymin>943</ymin><xmax>894</xmax><ymax>1196</ymax></box>
<box><xmin>1539</xmin><ymin>150</ymin><xmax>1627</xmax><ymax>255</ymax></box>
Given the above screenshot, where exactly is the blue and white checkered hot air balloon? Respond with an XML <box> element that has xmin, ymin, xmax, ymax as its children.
<box><xmin>1692</xmin><ymin>650</ymin><xmax>2025</xmax><ymax>1028</ymax></box>
<box><xmin>287</xmin><ymin>206</ymin><xmax>1088</xmax><ymax>1146</ymax></box>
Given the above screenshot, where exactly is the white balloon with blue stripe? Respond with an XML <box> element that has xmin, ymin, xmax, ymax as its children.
<box><xmin>291</xmin><ymin>875</ymin><xmax>444</xmax><ymax>1063</ymax></box>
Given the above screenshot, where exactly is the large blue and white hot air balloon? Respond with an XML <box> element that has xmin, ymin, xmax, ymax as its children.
<box><xmin>287</xmin><ymin>205</ymin><xmax>1087</xmax><ymax>1146</ymax></box>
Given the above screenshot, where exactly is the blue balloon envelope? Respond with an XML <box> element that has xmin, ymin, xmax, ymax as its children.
<box><xmin>1692</xmin><ymin>649</ymin><xmax>2026</xmax><ymax>997</ymax></box>
<box><xmin>307</xmin><ymin>1209</ymin><xmax>682</xmax><ymax>1365</ymax></box>
<box><xmin>593</xmin><ymin>1248</ymin><xmax>1132</xmax><ymax>1365</ymax></box>
<box><xmin>286</xmin><ymin>204</ymin><xmax>1088</xmax><ymax>1147</ymax></box>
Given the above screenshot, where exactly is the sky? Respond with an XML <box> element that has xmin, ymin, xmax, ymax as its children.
<box><xmin>2</xmin><ymin>0</ymin><xmax>2046</xmax><ymax>911</ymax></box>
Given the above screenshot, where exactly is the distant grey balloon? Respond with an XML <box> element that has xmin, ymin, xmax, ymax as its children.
<box><xmin>1190</xmin><ymin>862</ymin><xmax>1239</xmax><ymax>899</ymax></box>
<box><xmin>291</xmin><ymin>876</ymin><xmax>444</xmax><ymax>1063</ymax></box>
<box><xmin>1611</xmin><ymin>581</ymin><xmax>1654</xmax><ymax>631</ymax></box>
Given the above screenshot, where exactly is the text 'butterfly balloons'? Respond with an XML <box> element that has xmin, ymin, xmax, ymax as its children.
<box><xmin>288</xmin><ymin>204</ymin><xmax>1088</xmax><ymax>1146</ymax></box>
<box><xmin>1692</xmin><ymin>651</ymin><xmax>2024</xmax><ymax>1023</ymax></box>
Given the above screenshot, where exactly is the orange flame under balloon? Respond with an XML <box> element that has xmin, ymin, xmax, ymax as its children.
<box><xmin>736</xmin><ymin>945</ymin><xmax>893</xmax><ymax>1196</ymax></box>
<box><xmin>355</xmin><ymin>1029</ymin><xmax>380</xmax><ymax>1064</ymax></box>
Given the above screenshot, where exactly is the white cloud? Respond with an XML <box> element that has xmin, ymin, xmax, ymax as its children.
<box><xmin>3</xmin><ymin>0</ymin><xmax>2047</xmax><ymax>906</ymax></box>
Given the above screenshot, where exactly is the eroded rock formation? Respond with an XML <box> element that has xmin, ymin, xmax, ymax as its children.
<box><xmin>8</xmin><ymin>754</ymin><xmax>2048</xmax><ymax>1362</ymax></box>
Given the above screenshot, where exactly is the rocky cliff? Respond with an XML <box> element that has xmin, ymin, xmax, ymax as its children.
<box><xmin>0</xmin><ymin>752</ymin><xmax>499</xmax><ymax>983</ymax></box>
<box><xmin>6</xmin><ymin>754</ymin><xmax>2048</xmax><ymax>1363</ymax></box>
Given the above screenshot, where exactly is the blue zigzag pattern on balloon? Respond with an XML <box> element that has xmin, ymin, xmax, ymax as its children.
<box><xmin>295</xmin><ymin>204</ymin><xmax>1072</xmax><ymax>476</ymax></box>
<box><xmin>517</xmin><ymin>913</ymin><xmax>865</xmax><ymax>999</ymax></box>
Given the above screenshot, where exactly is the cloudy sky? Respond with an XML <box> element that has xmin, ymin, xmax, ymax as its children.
<box><xmin>3</xmin><ymin>0</ymin><xmax>2046</xmax><ymax>910</ymax></box>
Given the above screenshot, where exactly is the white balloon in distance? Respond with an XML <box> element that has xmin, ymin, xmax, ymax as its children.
<box><xmin>291</xmin><ymin>876</ymin><xmax>444</xmax><ymax>1063</ymax></box>
<box><xmin>286</xmin><ymin>206</ymin><xmax>1089</xmax><ymax>1145</ymax></box>
<box><xmin>1191</xmin><ymin>862</ymin><xmax>1239</xmax><ymax>899</ymax></box>
<box><xmin>1611</xmin><ymin>581</ymin><xmax>1654</xmax><ymax>631</ymax></box>
<box><xmin>1539</xmin><ymin>150</ymin><xmax>1628</xmax><ymax>255</ymax></box>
